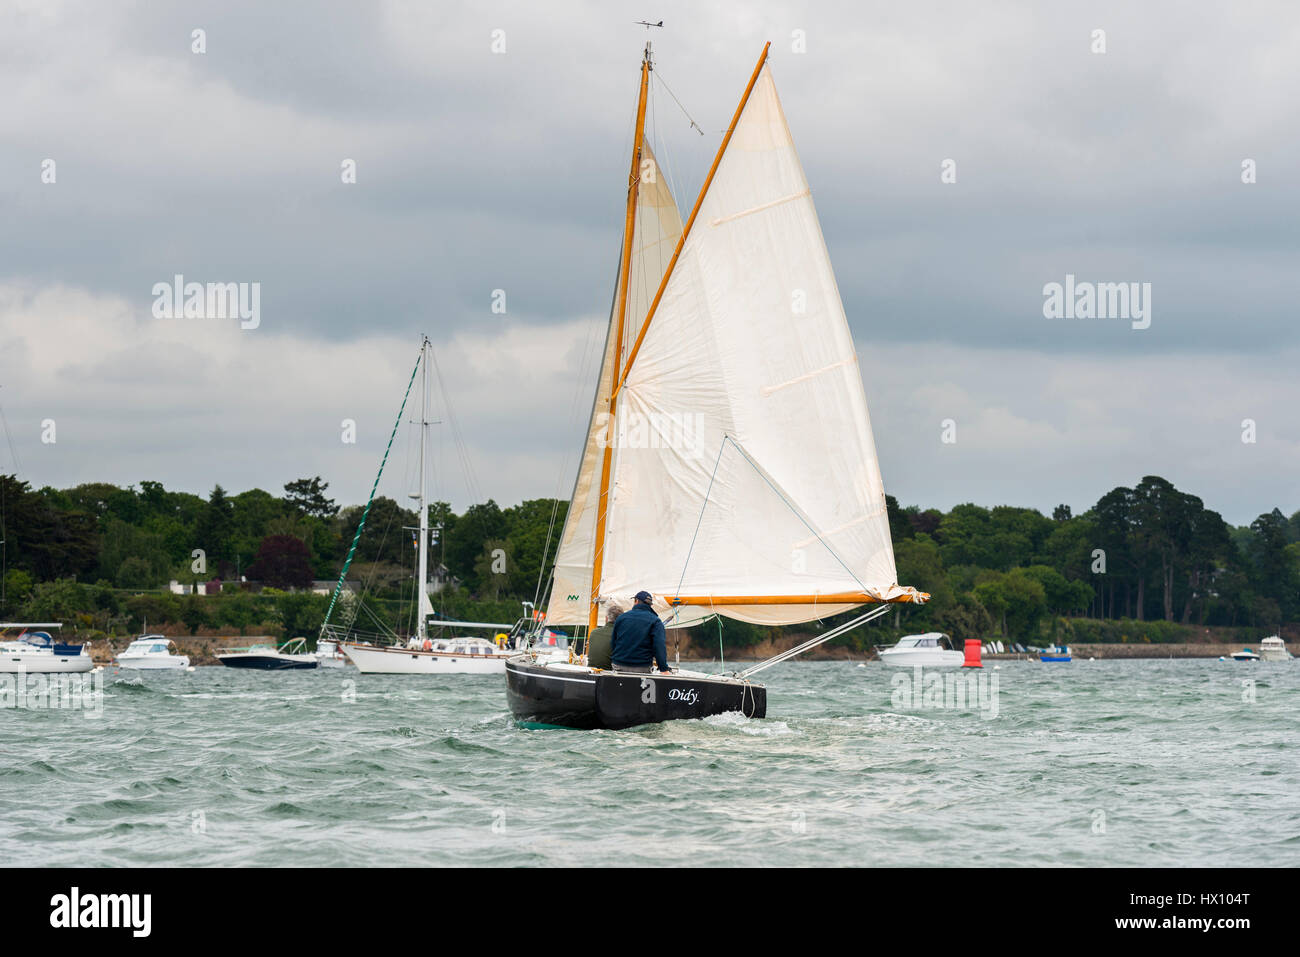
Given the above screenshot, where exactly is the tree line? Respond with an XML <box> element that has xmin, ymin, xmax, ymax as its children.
<box><xmin>1</xmin><ymin>472</ymin><xmax>1295</xmax><ymax>644</ymax></box>
<box><xmin>888</xmin><ymin>475</ymin><xmax>1299</xmax><ymax>641</ymax></box>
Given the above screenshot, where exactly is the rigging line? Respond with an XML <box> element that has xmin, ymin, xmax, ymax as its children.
<box><xmin>427</xmin><ymin>347</ymin><xmax>482</xmax><ymax>507</ymax></box>
<box><xmin>652</xmin><ymin>66</ymin><xmax>705</xmax><ymax>137</ymax></box>
<box><xmin>532</xmin><ymin>497</ymin><xmax>561</xmax><ymax>608</ymax></box>
<box><xmin>672</xmin><ymin>437</ymin><xmax>728</xmax><ymax>603</ymax></box>
<box><xmin>345</xmin><ymin>412</ymin><xmax>413</xmax><ymax>633</ymax></box>
<box><xmin>670</xmin><ymin>435</ymin><xmax>869</xmax><ymax>608</ymax></box>
<box><xmin>738</xmin><ymin>604</ymin><xmax>891</xmax><ymax>678</ymax></box>
<box><xmin>537</xmin><ymin>239</ymin><xmax>625</xmax><ymax>620</ymax></box>
<box><xmin>320</xmin><ymin>346</ymin><xmax>422</xmax><ymax>634</ymax></box>
<box><xmin>717</xmin><ymin>612</ymin><xmax>724</xmax><ymax>673</ymax></box>
<box><xmin>0</xmin><ymin>399</ymin><xmax>23</xmax><ymax>477</ymax></box>
<box><xmin>725</xmin><ymin>436</ymin><xmax>870</xmax><ymax>596</ymax></box>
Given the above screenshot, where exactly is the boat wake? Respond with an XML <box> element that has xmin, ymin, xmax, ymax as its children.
<box><xmin>699</xmin><ymin>711</ymin><xmax>795</xmax><ymax>737</ymax></box>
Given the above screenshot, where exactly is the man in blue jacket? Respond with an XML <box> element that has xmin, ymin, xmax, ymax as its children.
<box><xmin>610</xmin><ymin>590</ymin><xmax>671</xmax><ymax>674</ymax></box>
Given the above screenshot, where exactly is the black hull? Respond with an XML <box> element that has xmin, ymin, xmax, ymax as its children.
<box><xmin>218</xmin><ymin>657</ymin><xmax>318</xmax><ymax>670</ymax></box>
<box><xmin>505</xmin><ymin>657</ymin><xmax>765</xmax><ymax>730</ymax></box>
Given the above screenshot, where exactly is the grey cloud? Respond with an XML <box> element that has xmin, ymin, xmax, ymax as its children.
<box><xmin>1</xmin><ymin>0</ymin><xmax>1297</xmax><ymax>523</ymax></box>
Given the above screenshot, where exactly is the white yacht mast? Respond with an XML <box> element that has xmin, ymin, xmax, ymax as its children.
<box><xmin>416</xmin><ymin>336</ymin><xmax>430</xmax><ymax>644</ymax></box>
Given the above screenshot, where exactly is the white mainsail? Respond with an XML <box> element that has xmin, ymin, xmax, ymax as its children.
<box><xmin>600</xmin><ymin>63</ymin><xmax>924</xmax><ymax>626</ymax></box>
<box><xmin>545</xmin><ymin>141</ymin><xmax>685</xmax><ymax>625</ymax></box>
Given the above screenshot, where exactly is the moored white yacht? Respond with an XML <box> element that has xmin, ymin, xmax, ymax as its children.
<box><xmin>116</xmin><ymin>635</ymin><xmax>190</xmax><ymax>670</ymax></box>
<box><xmin>0</xmin><ymin>624</ymin><xmax>93</xmax><ymax>674</ymax></box>
<box><xmin>319</xmin><ymin>337</ymin><xmax>516</xmax><ymax>677</ymax></box>
<box><xmin>876</xmin><ymin>633</ymin><xmax>965</xmax><ymax>667</ymax></box>
<box><xmin>343</xmin><ymin>633</ymin><xmax>511</xmax><ymax>675</ymax></box>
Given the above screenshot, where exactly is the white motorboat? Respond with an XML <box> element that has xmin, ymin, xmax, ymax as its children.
<box><xmin>0</xmin><ymin>624</ymin><xmax>93</xmax><ymax>674</ymax></box>
<box><xmin>343</xmin><ymin>634</ymin><xmax>511</xmax><ymax>675</ymax></box>
<box><xmin>877</xmin><ymin>633</ymin><xmax>965</xmax><ymax>668</ymax></box>
<box><xmin>115</xmin><ymin>635</ymin><xmax>190</xmax><ymax>670</ymax></box>
<box><xmin>314</xmin><ymin>638</ymin><xmax>351</xmax><ymax>668</ymax></box>
<box><xmin>216</xmin><ymin>637</ymin><xmax>319</xmax><ymax>670</ymax></box>
<box><xmin>1230</xmin><ymin>648</ymin><xmax>1260</xmax><ymax>662</ymax></box>
<box><xmin>1259</xmin><ymin>636</ymin><xmax>1292</xmax><ymax>661</ymax></box>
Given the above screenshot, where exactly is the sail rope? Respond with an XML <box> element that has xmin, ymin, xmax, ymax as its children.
<box><xmin>320</xmin><ymin>347</ymin><xmax>423</xmax><ymax>636</ymax></box>
<box><xmin>671</xmin><ymin>437</ymin><xmax>727</xmax><ymax>604</ymax></box>
<box><xmin>651</xmin><ymin>67</ymin><xmax>705</xmax><ymax>138</ymax></box>
<box><xmin>736</xmin><ymin>604</ymin><xmax>891</xmax><ymax>679</ymax></box>
<box><xmin>671</xmin><ymin>434</ymin><xmax>870</xmax><ymax>606</ymax></box>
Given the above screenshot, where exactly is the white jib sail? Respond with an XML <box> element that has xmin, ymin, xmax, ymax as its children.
<box><xmin>545</xmin><ymin>141</ymin><xmax>684</xmax><ymax>625</ymax></box>
<box><xmin>600</xmin><ymin>63</ymin><xmax>924</xmax><ymax>626</ymax></box>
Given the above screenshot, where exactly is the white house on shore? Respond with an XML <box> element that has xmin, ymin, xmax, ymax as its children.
<box><xmin>169</xmin><ymin>579</ymin><xmax>358</xmax><ymax>596</ymax></box>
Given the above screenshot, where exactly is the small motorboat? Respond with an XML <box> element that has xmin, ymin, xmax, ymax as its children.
<box><xmin>116</xmin><ymin>635</ymin><xmax>190</xmax><ymax>670</ymax></box>
<box><xmin>313</xmin><ymin>637</ymin><xmax>350</xmax><ymax>668</ymax></box>
<box><xmin>216</xmin><ymin>637</ymin><xmax>319</xmax><ymax>670</ymax></box>
<box><xmin>876</xmin><ymin>633</ymin><xmax>965</xmax><ymax>667</ymax></box>
<box><xmin>0</xmin><ymin>624</ymin><xmax>93</xmax><ymax>673</ymax></box>
<box><xmin>1259</xmin><ymin>636</ymin><xmax>1293</xmax><ymax>661</ymax></box>
<box><xmin>1039</xmin><ymin>644</ymin><xmax>1072</xmax><ymax>662</ymax></box>
<box><xmin>1230</xmin><ymin>648</ymin><xmax>1260</xmax><ymax>662</ymax></box>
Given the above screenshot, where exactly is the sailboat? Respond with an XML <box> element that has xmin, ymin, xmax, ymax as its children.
<box><xmin>0</xmin><ymin>624</ymin><xmax>93</xmax><ymax>674</ymax></box>
<box><xmin>322</xmin><ymin>337</ymin><xmax>514</xmax><ymax>675</ymax></box>
<box><xmin>506</xmin><ymin>42</ymin><xmax>928</xmax><ymax>729</ymax></box>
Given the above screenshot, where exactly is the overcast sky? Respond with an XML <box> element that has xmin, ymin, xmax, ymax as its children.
<box><xmin>1</xmin><ymin>0</ymin><xmax>1297</xmax><ymax>526</ymax></box>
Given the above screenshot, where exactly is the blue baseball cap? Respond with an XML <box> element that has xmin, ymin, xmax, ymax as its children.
<box><xmin>633</xmin><ymin>590</ymin><xmax>653</xmax><ymax>603</ymax></box>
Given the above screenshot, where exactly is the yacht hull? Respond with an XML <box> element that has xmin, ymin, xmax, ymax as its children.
<box><xmin>216</xmin><ymin>654</ymin><xmax>318</xmax><ymax>670</ymax></box>
<box><xmin>116</xmin><ymin>656</ymin><xmax>190</xmax><ymax>670</ymax></box>
<box><xmin>877</xmin><ymin>649</ymin><xmax>965</xmax><ymax>668</ymax></box>
<box><xmin>505</xmin><ymin>656</ymin><xmax>766</xmax><ymax>729</ymax></box>
<box><xmin>0</xmin><ymin>653</ymin><xmax>94</xmax><ymax>674</ymax></box>
<box><xmin>343</xmin><ymin>644</ymin><xmax>508</xmax><ymax>675</ymax></box>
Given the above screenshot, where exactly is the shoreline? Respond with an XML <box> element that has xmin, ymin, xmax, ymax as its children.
<box><xmin>84</xmin><ymin>635</ymin><xmax>1285</xmax><ymax>668</ymax></box>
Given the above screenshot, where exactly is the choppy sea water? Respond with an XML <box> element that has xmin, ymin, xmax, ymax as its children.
<box><xmin>1</xmin><ymin>659</ymin><xmax>1296</xmax><ymax>867</ymax></box>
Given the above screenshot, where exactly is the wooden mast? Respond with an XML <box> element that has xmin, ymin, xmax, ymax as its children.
<box><xmin>611</xmin><ymin>42</ymin><xmax>770</xmax><ymax>401</ymax></box>
<box><xmin>587</xmin><ymin>43</ymin><xmax>652</xmax><ymax>634</ymax></box>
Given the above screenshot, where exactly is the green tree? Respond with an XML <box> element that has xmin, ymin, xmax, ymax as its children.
<box><xmin>1247</xmin><ymin>509</ymin><xmax>1300</xmax><ymax>620</ymax></box>
<box><xmin>274</xmin><ymin>591</ymin><xmax>329</xmax><ymax>637</ymax></box>
<box><xmin>248</xmin><ymin>535</ymin><xmax>315</xmax><ymax>590</ymax></box>
<box><xmin>124</xmin><ymin>594</ymin><xmax>182</xmax><ymax>632</ymax></box>
<box><xmin>886</xmin><ymin>495</ymin><xmax>913</xmax><ymax>543</ymax></box>
<box><xmin>21</xmin><ymin>579</ymin><xmax>93</xmax><ymax>622</ymax></box>
<box><xmin>196</xmin><ymin>485</ymin><xmax>235</xmax><ymax>566</ymax></box>
<box><xmin>935</xmin><ymin>593</ymin><xmax>994</xmax><ymax>640</ymax></box>
<box><xmin>115</xmin><ymin>556</ymin><xmax>155</xmax><ymax>589</ymax></box>
<box><xmin>180</xmin><ymin>595</ymin><xmax>208</xmax><ymax>635</ymax></box>
<box><xmin>446</xmin><ymin>501</ymin><xmax>506</xmax><ymax>592</ymax></box>
<box><xmin>501</xmin><ymin>498</ymin><xmax>567</xmax><ymax>597</ymax></box>
<box><xmin>284</xmin><ymin>477</ymin><xmax>338</xmax><ymax>519</ymax></box>
<box><xmin>473</xmin><ymin>539</ymin><xmax>514</xmax><ymax>600</ymax></box>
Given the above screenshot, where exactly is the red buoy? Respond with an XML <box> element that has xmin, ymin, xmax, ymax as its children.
<box><xmin>962</xmin><ymin>638</ymin><xmax>983</xmax><ymax>668</ymax></box>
